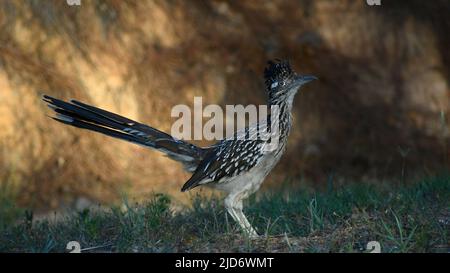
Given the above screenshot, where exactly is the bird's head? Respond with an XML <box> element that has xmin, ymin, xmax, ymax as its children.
<box><xmin>264</xmin><ymin>59</ymin><xmax>316</xmax><ymax>105</ymax></box>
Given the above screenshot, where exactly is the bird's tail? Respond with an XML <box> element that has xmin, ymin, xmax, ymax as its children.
<box><xmin>42</xmin><ymin>95</ymin><xmax>205</xmax><ymax>172</ymax></box>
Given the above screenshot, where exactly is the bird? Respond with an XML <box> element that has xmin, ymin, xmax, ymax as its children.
<box><xmin>42</xmin><ymin>60</ymin><xmax>317</xmax><ymax>238</ymax></box>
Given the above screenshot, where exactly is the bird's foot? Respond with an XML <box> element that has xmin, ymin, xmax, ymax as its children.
<box><xmin>243</xmin><ymin>228</ymin><xmax>260</xmax><ymax>240</ymax></box>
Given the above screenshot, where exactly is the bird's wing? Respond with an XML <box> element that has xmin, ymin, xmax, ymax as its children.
<box><xmin>181</xmin><ymin>138</ymin><xmax>266</xmax><ymax>191</ymax></box>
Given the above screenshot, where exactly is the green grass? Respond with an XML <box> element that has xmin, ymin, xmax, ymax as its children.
<box><xmin>0</xmin><ymin>175</ymin><xmax>449</xmax><ymax>253</ymax></box>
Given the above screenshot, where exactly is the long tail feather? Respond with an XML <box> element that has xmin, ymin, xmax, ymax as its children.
<box><xmin>42</xmin><ymin>95</ymin><xmax>205</xmax><ymax>172</ymax></box>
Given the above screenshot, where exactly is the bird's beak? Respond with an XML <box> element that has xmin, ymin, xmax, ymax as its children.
<box><xmin>293</xmin><ymin>75</ymin><xmax>317</xmax><ymax>89</ymax></box>
<box><xmin>299</xmin><ymin>75</ymin><xmax>318</xmax><ymax>85</ymax></box>
<box><xmin>290</xmin><ymin>75</ymin><xmax>317</xmax><ymax>92</ymax></box>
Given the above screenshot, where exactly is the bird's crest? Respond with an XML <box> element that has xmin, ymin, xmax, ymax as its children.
<box><xmin>264</xmin><ymin>59</ymin><xmax>294</xmax><ymax>91</ymax></box>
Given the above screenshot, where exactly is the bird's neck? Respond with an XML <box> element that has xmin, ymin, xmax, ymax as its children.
<box><xmin>269</xmin><ymin>92</ymin><xmax>295</xmax><ymax>118</ymax></box>
<box><xmin>268</xmin><ymin>90</ymin><xmax>296</xmax><ymax>110</ymax></box>
<box><xmin>268</xmin><ymin>97</ymin><xmax>294</xmax><ymax>142</ymax></box>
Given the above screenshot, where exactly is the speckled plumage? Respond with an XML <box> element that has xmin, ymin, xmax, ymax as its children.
<box><xmin>43</xmin><ymin>59</ymin><xmax>316</xmax><ymax>238</ymax></box>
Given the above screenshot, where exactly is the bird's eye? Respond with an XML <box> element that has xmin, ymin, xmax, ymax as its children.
<box><xmin>271</xmin><ymin>82</ymin><xmax>279</xmax><ymax>89</ymax></box>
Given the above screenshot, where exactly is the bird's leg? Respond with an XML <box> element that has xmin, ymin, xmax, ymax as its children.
<box><xmin>234</xmin><ymin>202</ymin><xmax>259</xmax><ymax>238</ymax></box>
<box><xmin>225</xmin><ymin>194</ymin><xmax>259</xmax><ymax>239</ymax></box>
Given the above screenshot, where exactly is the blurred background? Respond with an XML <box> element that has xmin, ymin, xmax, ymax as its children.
<box><xmin>0</xmin><ymin>0</ymin><xmax>448</xmax><ymax>212</ymax></box>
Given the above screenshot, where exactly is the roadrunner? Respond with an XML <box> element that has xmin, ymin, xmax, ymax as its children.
<box><xmin>43</xmin><ymin>60</ymin><xmax>316</xmax><ymax>238</ymax></box>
